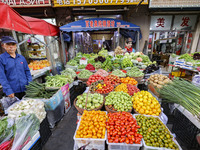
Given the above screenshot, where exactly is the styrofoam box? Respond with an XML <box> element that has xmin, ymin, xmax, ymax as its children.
<box><xmin>106</xmin><ymin>139</ymin><xmax>142</xmax><ymax>150</ymax></box>
<box><xmin>73</xmin><ymin>114</ymin><xmax>107</xmax><ymax>150</ymax></box>
<box><xmin>133</xmin><ymin>114</ymin><xmax>182</xmax><ymax>150</ymax></box>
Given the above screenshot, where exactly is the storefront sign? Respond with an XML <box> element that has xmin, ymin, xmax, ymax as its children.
<box><xmin>1</xmin><ymin>0</ymin><xmax>51</xmax><ymax>7</ymax></box>
<box><xmin>149</xmin><ymin>0</ymin><xmax>200</xmax><ymax>8</ymax></box>
<box><xmin>173</xmin><ymin>15</ymin><xmax>197</xmax><ymax>30</ymax></box>
<box><xmin>150</xmin><ymin>16</ymin><xmax>172</xmax><ymax>31</ymax></box>
<box><xmin>53</xmin><ymin>0</ymin><xmax>148</xmax><ymax>7</ymax></box>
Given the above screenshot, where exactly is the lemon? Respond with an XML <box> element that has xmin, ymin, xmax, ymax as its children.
<box><xmin>140</xmin><ymin>108</ymin><xmax>145</xmax><ymax>114</ymax></box>
<box><xmin>145</xmin><ymin>110</ymin><xmax>149</xmax><ymax>114</ymax></box>
<box><xmin>150</xmin><ymin>104</ymin><xmax>154</xmax><ymax>108</ymax></box>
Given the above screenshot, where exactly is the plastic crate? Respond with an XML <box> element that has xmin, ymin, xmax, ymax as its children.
<box><xmin>142</xmin><ymin>138</ymin><xmax>182</xmax><ymax>150</ymax></box>
<box><xmin>134</xmin><ymin>114</ymin><xmax>182</xmax><ymax>150</ymax></box>
<box><xmin>30</xmin><ymin>138</ymin><xmax>42</xmax><ymax>150</ymax></box>
<box><xmin>39</xmin><ymin>116</ymin><xmax>52</xmax><ymax>146</ymax></box>
<box><xmin>172</xmin><ymin>109</ymin><xmax>200</xmax><ymax>149</ymax></box>
<box><xmin>73</xmin><ymin>117</ymin><xmax>106</xmax><ymax>150</ymax></box>
<box><xmin>105</xmin><ymin>113</ymin><xmax>142</xmax><ymax>150</ymax></box>
<box><xmin>106</xmin><ymin>139</ymin><xmax>142</xmax><ymax>150</ymax></box>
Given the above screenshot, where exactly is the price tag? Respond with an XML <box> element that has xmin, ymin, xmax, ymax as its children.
<box><xmin>80</xmin><ymin>59</ymin><xmax>88</xmax><ymax>65</ymax></box>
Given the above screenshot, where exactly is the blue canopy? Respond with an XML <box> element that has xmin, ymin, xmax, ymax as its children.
<box><xmin>60</xmin><ymin>18</ymin><xmax>141</xmax><ymax>32</ymax></box>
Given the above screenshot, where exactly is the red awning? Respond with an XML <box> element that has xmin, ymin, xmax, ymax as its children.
<box><xmin>0</xmin><ymin>2</ymin><xmax>33</xmax><ymax>34</ymax></box>
<box><xmin>0</xmin><ymin>2</ymin><xmax>59</xmax><ymax>36</ymax></box>
<box><xmin>23</xmin><ymin>16</ymin><xmax>59</xmax><ymax>36</ymax></box>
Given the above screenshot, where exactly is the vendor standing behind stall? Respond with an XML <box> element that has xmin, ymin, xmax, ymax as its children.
<box><xmin>0</xmin><ymin>36</ymin><xmax>32</xmax><ymax>99</ymax></box>
<box><xmin>124</xmin><ymin>40</ymin><xmax>135</xmax><ymax>53</ymax></box>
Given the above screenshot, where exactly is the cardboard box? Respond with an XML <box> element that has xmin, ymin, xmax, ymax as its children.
<box><xmin>148</xmin><ymin>82</ymin><xmax>160</xmax><ymax>98</ymax></box>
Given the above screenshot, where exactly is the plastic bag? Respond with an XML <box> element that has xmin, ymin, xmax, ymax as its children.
<box><xmin>192</xmin><ymin>74</ymin><xmax>200</xmax><ymax>87</ymax></box>
<box><xmin>11</xmin><ymin>114</ymin><xmax>40</xmax><ymax>150</ymax></box>
<box><xmin>0</xmin><ymin>97</ymin><xmax>20</xmax><ymax>114</ymax></box>
<box><xmin>0</xmin><ymin>117</ymin><xmax>15</xmax><ymax>150</ymax></box>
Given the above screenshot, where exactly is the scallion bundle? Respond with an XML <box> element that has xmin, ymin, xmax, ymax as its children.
<box><xmin>158</xmin><ymin>78</ymin><xmax>200</xmax><ymax>119</ymax></box>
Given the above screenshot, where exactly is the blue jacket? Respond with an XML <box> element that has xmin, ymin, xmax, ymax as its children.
<box><xmin>0</xmin><ymin>52</ymin><xmax>32</xmax><ymax>96</ymax></box>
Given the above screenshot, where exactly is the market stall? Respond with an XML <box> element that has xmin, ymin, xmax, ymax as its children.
<box><xmin>168</xmin><ymin>53</ymin><xmax>200</xmax><ymax>82</ymax></box>
<box><xmin>51</xmin><ymin>48</ymin><xmax>184</xmax><ymax>149</ymax></box>
<box><xmin>59</xmin><ymin>18</ymin><xmax>142</xmax><ymax>59</ymax></box>
<box><xmin>0</xmin><ymin>2</ymin><xmax>61</xmax><ymax>78</ymax></box>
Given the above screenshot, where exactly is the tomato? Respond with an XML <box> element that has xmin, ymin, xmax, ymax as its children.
<box><xmin>138</xmin><ymin>134</ymin><xmax>143</xmax><ymax>138</ymax></box>
<box><xmin>130</xmin><ymin>139</ymin><xmax>134</xmax><ymax>144</ymax></box>
<box><xmin>114</xmin><ymin>138</ymin><xmax>119</xmax><ymax>143</ymax></box>
<box><xmin>108</xmin><ymin>139</ymin><xmax>113</xmax><ymax>143</ymax></box>
<box><xmin>136</xmin><ymin>125</ymin><xmax>140</xmax><ymax>128</ymax></box>
<box><xmin>125</xmin><ymin>138</ymin><xmax>129</xmax><ymax>144</ymax></box>
<box><xmin>106</xmin><ymin>112</ymin><xmax>142</xmax><ymax>144</ymax></box>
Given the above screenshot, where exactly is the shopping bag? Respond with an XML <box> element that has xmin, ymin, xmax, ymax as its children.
<box><xmin>0</xmin><ymin>97</ymin><xmax>20</xmax><ymax>114</ymax></box>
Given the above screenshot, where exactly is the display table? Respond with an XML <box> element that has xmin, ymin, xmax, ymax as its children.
<box><xmin>22</xmin><ymin>131</ymin><xmax>40</xmax><ymax>150</ymax></box>
<box><xmin>168</xmin><ymin>64</ymin><xmax>198</xmax><ymax>73</ymax></box>
<box><xmin>173</xmin><ymin>104</ymin><xmax>200</xmax><ymax>149</ymax></box>
<box><xmin>31</xmin><ymin>67</ymin><xmax>51</xmax><ymax>80</ymax></box>
<box><xmin>174</xmin><ymin>104</ymin><xmax>200</xmax><ymax>129</ymax></box>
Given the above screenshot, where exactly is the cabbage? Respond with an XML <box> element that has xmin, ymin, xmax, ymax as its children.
<box><xmin>135</xmin><ymin>52</ymin><xmax>141</xmax><ymax>57</ymax></box>
<box><xmin>132</xmin><ymin>60</ymin><xmax>138</xmax><ymax>64</ymax></box>
<box><xmin>125</xmin><ymin>52</ymin><xmax>129</xmax><ymax>56</ymax></box>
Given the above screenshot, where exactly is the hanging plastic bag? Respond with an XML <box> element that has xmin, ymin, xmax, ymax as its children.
<box><xmin>11</xmin><ymin>114</ymin><xmax>40</xmax><ymax>150</ymax></box>
<box><xmin>0</xmin><ymin>97</ymin><xmax>20</xmax><ymax>114</ymax></box>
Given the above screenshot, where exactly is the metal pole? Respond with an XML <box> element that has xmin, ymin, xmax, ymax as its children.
<box><xmin>12</xmin><ymin>30</ymin><xmax>21</xmax><ymax>55</ymax></box>
<box><xmin>18</xmin><ymin>36</ymin><xmax>31</xmax><ymax>46</ymax></box>
<box><xmin>117</xmin><ymin>28</ymin><xmax>120</xmax><ymax>47</ymax></box>
<box><xmin>72</xmin><ymin>32</ymin><xmax>75</xmax><ymax>58</ymax></box>
<box><xmin>150</xmin><ymin>32</ymin><xmax>155</xmax><ymax>60</ymax></box>
<box><xmin>32</xmin><ymin>35</ymin><xmax>47</xmax><ymax>46</ymax></box>
<box><xmin>136</xmin><ymin>31</ymin><xmax>140</xmax><ymax>52</ymax></box>
<box><xmin>60</xmin><ymin>31</ymin><xmax>67</xmax><ymax>65</ymax></box>
<box><xmin>44</xmin><ymin>36</ymin><xmax>55</xmax><ymax>74</ymax></box>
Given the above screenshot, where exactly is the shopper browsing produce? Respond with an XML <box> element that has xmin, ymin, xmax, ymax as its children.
<box><xmin>0</xmin><ymin>36</ymin><xmax>32</xmax><ymax>99</ymax></box>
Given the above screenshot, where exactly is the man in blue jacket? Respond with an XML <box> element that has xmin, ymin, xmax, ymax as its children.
<box><xmin>0</xmin><ymin>36</ymin><xmax>32</xmax><ymax>99</ymax></box>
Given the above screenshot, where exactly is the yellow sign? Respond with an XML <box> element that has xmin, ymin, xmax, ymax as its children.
<box><xmin>54</xmin><ymin>0</ymin><xmax>148</xmax><ymax>7</ymax></box>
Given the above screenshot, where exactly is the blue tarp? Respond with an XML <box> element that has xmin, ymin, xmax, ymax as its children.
<box><xmin>60</xmin><ymin>18</ymin><xmax>141</xmax><ymax>32</ymax></box>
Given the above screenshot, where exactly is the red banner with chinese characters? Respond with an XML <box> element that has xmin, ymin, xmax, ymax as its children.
<box><xmin>1</xmin><ymin>0</ymin><xmax>51</xmax><ymax>7</ymax></box>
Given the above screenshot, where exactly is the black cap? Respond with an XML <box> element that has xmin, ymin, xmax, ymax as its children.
<box><xmin>1</xmin><ymin>36</ymin><xmax>17</xmax><ymax>44</ymax></box>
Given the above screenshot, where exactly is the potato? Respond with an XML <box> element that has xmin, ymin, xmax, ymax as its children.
<box><xmin>154</xmin><ymin>79</ymin><xmax>158</xmax><ymax>83</ymax></box>
<box><xmin>153</xmin><ymin>83</ymin><xmax>157</xmax><ymax>87</ymax></box>
<box><xmin>154</xmin><ymin>77</ymin><xmax>158</xmax><ymax>80</ymax></box>
<box><xmin>163</xmin><ymin>79</ymin><xmax>169</xmax><ymax>84</ymax></box>
<box><xmin>164</xmin><ymin>76</ymin><xmax>168</xmax><ymax>79</ymax></box>
<box><xmin>157</xmin><ymin>85</ymin><xmax>163</xmax><ymax>89</ymax></box>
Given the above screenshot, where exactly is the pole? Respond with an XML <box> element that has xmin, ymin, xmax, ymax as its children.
<box><xmin>117</xmin><ymin>28</ymin><xmax>120</xmax><ymax>47</ymax></box>
<box><xmin>150</xmin><ymin>32</ymin><xmax>155</xmax><ymax>60</ymax></box>
<box><xmin>45</xmin><ymin>36</ymin><xmax>56</xmax><ymax>74</ymax></box>
<box><xmin>60</xmin><ymin>31</ymin><xmax>67</xmax><ymax>65</ymax></box>
<box><xmin>12</xmin><ymin>30</ymin><xmax>21</xmax><ymax>55</ymax></box>
<box><xmin>136</xmin><ymin>31</ymin><xmax>140</xmax><ymax>52</ymax></box>
<box><xmin>72</xmin><ymin>32</ymin><xmax>75</xmax><ymax>58</ymax></box>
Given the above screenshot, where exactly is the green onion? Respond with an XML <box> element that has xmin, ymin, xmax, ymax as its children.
<box><xmin>158</xmin><ymin>78</ymin><xmax>200</xmax><ymax>120</ymax></box>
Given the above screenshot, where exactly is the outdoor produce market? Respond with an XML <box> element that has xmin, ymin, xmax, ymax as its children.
<box><xmin>0</xmin><ymin>1</ymin><xmax>200</xmax><ymax>150</ymax></box>
<box><xmin>1</xmin><ymin>47</ymin><xmax>200</xmax><ymax>150</ymax></box>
